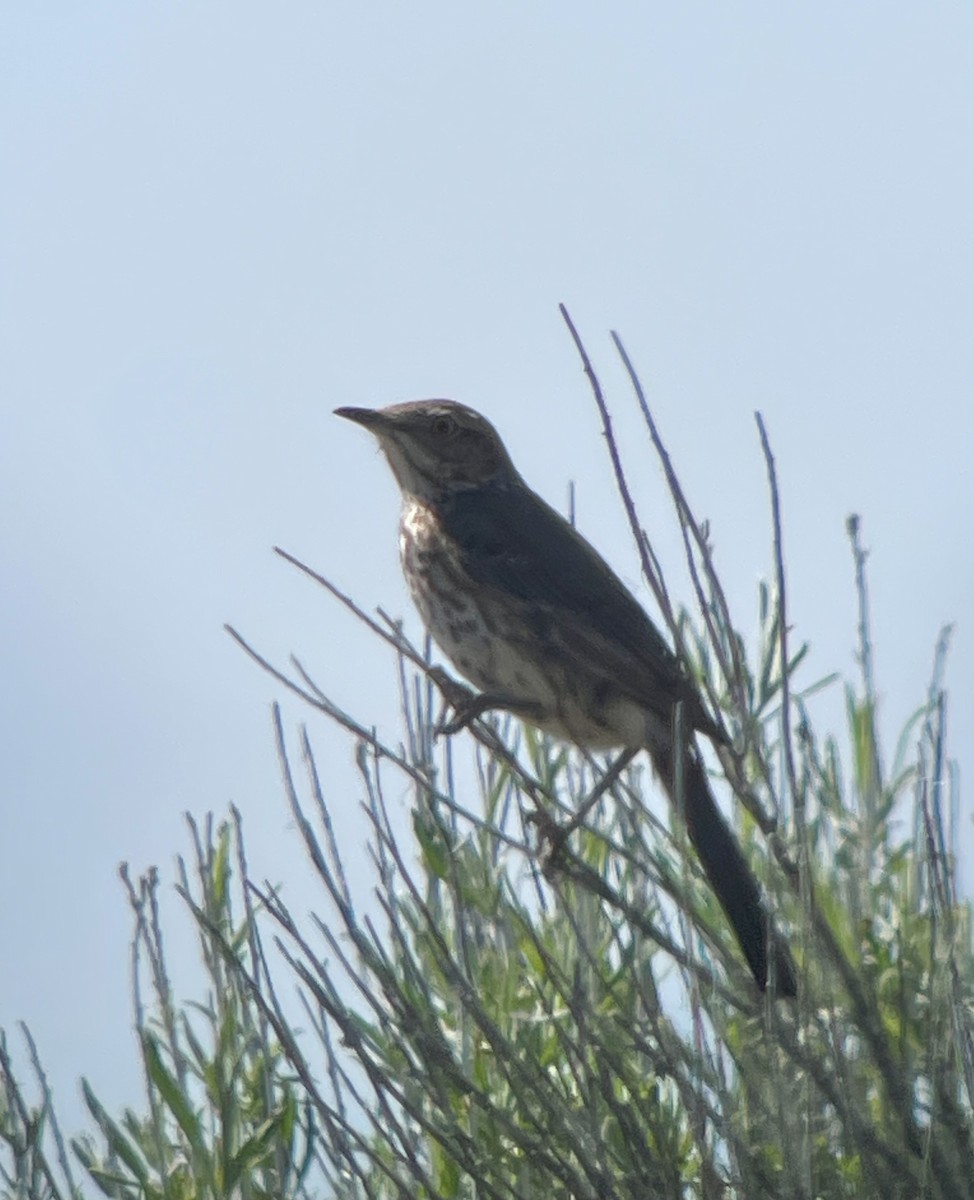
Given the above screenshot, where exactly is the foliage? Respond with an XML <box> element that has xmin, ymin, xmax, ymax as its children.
<box><xmin>2</xmin><ymin>328</ymin><xmax>971</xmax><ymax>1198</ymax></box>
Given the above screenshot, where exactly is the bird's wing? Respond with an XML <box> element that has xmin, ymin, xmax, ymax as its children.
<box><xmin>441</xmin><ymin>482</ymin><xmax>716</xmax><ymax>735</ymax></box>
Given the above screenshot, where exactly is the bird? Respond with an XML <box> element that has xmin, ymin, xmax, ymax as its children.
<box><xmin>336</xmin><ymin>399</ymin><xmax>796</xmax><ymax>997</ymax></box>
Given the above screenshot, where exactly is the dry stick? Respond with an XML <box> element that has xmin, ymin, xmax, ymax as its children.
<box><xmin>272</xmin><ymin>546</ymin><xmax>563</xmax><ymax>815</ymax></box>
<box><xmin>560</xmin><ymin>307</ymin><xmax>782</xmax><ymax>845</ymax></box>
<box><xmin>558</xmin><ymin>317</ymin><xmax>940</xmax><ymax>1131</ymax></box>
<box><xmin>750</xmin><ymin>410</ymin><xmax>812</xmax><ymax>1181</ymax></box>
<box><xmin>267</xmin><ymin>717</ymin><xmax>441</xmax><ymax>1184</ymax></box>
<box><xmin>602</xmin><ymin>917</ymin><xmax>728</xmax><ymax>1177</ymax></box>
<box><xmin>243</xmin><ymin>552</ymin><xmax>926</xmax><ymax>1180</ymax></box>
<box><xmin>226</xmin><ymin>623</ymin><xmax>510</xmax><ymax>831</ymax></box>
<box><xmin>362</xmin><ymin>783</ymin><xmax>607</xmax><ymax>1196</ymax></box>
<box><xmin>291</xmin><ymin>657</ymin><xmax>533</xmax><ymax>858</ymax></box>
<box><xmin>245</xmin><ymin>616</ymin><xmax>691</xmax><ymax>953</ymax></box>
<box><xmin>182</xmin><ymin>885</ymin><xmax>406</xmax><ymax>1197</ymax></box>
<box><xmin>117</xmin><ymin>864</ymin><xmax>177</xmax><ymax>1178</ymax></box>
<box><xmin>639</xmin><ymin>530</ymin><xmax>677</xmax><ymax>626</ymax></box>
<box><xmin>754</xmin><ymin>414</ymin><xmax>800</xmax><ymax>818</ymax></box>
<box><xmin>751</xmin><ymin>471</ymin><xmax>941</xmax><ymax>1177</ymax></box>
<box><xmin>817</xmin><ymin>897</ymin><xmax>940</xmax><ymax>1157</ymax></box>
<box><xmin>310</xmin><ymin>868</ymin><xmax>496</xmax><ymax>1199</ymax></box>
<box><xmin>274</xmin><ymin>545</ymin><xmax>635</xmax><ymax>860</ymax></box>
<box><xmin>0</xmin><ymin>1028</ymin><xmax>75</xmax><ymax>1200</ymax></box>
<box><xmin>274</xmin><ymin>545</ymin><xmax>425</xmax><ymax>666</ymax></box>
<box><xmin>610</xmin><ymin>331</ymin><xmax>745</xmax><ymax>726</ymax></box>
<box><xmin>258</xmin><ymin>559</ymin><xmax>634</xmax><ymax>919</ymax></box>
<box><xmin>297</xmin><ymin>722</ymin><xmax>355</xmax><ymax>912</ymax></box>
<box><xmin>610</xmin><ymin>331</ymin><xmax>749</xmax><ymax>721</ymax></box>
<box><xmin>562</xmin><ymin>307</ymin><xmax>730</xmax><ymax>748</ymax></box>
<box><xmin>752</xmin><ymin>422</ymin><xmax>932</xmax><ymax>1161</ymax></box>
<box><xmin>607</xmin><ymin>333</ymin><xmax>797</xmax><ymax>829</ymax></box>
<box><xmin>558</xmin><ymin>307</ymin><xmax>681</xmax><ymax>647</ymax></box>
<box><xmin>226</xmin><ymin>609</ymin><xmax>557</xmax><ymax>841</ymax></box>
<box><xmin>227</xmin><ymin>798</ymin><xmax>304</xmax><ymax>1160</ymax></box>
<box><xmin>547</xmin><ymin>746</ymin><xmax>640</xmax><ymax>842</ymax></box>
<box><xmin>552</xmin><ymin>850</ymin><xmax>741</xmax><ymax>1005</ymax></box>
<box><xmin>610</xmin><ymin>332</ymin><xmax>790</xmax><ymax>837</ymax></box>
<box><xmin>560</xmin><ymin>309</ymin><xmax>801</xmax><ymax>999</ymax></box>
<box><xmin>548</xmin><ymin>903</ymin><xmax>710</xmax><ymax>1187</ymax></box>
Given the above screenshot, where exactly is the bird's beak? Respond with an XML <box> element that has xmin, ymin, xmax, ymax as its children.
<box><xmin>334</xmin><ymin>405</ymin><xmax>389</xmax><ymax>432</ymax></box>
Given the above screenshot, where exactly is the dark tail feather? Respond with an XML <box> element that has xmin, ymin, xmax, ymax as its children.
<box><xmin>650</xmin><ymin>742</ymin><xmax>797</xmax><ymax>997</ymax></box>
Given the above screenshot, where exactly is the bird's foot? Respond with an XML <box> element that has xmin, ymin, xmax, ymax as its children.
<box><xmin>526</xmin><ymin>808</ymin><xmax>572</xmax><ymax>876</ymax></box>
<box><xmin>437</xmin><ymin>691</ymin><xmax>507</xmax><ymax>736</ymax></box>
<box><xmin>427</xmin><ymin>668</ymin><xmax>479</xmax><ymax>734</ymax></box>
<box><xmin>529</xmin><ymin>747</ymin><xmax>641</xmax><ymax>877</ymax></box>
<box><xmin>429</xmin><ymin>669</ymin><xmax>545</xmax><ymax>736</ymax></box>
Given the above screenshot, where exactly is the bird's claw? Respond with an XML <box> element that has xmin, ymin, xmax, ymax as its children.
<box><xmin>525</xmin><ymin>808</ymin><xmax>571</xmax><ymax>877</ymax></box>
<box><xmin>437</xmin><ymin>694</ymin><xmax>495</xmax><ymax>736</ymax></box>
<box><xmin>427</xmin><ymin>669</ymin><xmax>477</xmax><ymax>735</ymax></box>
<box><xmin>429</xmin><ymin>670</ymin><xmax>544</xmax><ymax>738</ymax></box>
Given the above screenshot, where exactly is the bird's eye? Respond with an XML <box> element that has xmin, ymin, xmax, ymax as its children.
<box><xmin>431</xmin><ymin>414</ymin><xmax>457</xmax><ymax>439</ymax></box>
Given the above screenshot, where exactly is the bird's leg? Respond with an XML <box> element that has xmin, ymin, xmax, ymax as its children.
<box><xmin>539</xmin><ymin>747</ymin><xmax>641</xmax><ymax>866</ymax></box>
<box><xmin>567</xmin><ymin>746</ymin><xmax>641</xmax><ymax>833</ymax></box>
<box><xmin>428</xmin><ymin>667</ymin><xmax>546</xmax><ymax>736</ymax></box>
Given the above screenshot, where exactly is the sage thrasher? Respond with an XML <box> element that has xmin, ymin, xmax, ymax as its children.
<box><xmin>337</xmin><ymin>399</ymin><xmax>796</xmax><ymax>996</ymax></box>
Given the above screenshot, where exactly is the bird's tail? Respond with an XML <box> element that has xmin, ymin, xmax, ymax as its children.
<box><xmin>649</xmin><ymin>740</ymin><xmax>797</xmax><ymax>997</ymax></box>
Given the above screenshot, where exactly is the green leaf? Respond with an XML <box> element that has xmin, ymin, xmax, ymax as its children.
<box><xmin>80</xmin><ymin>1079</ymin><xmax>150</xmax><ymax>1187</ymax></box>
<box><xmin>414</xmin><ymin>809</ymin><xmax>450</xmax><ymax>880</ymax></box>
<box><xmin>141</xmin><ymin>1034</ymin><xmax>204</xmax><ymax>1156</ymax></box>
<box><xmin>223</xmin><ymin>1115</ymin><xmax>281</xmax><ymax>1192</ymax></box>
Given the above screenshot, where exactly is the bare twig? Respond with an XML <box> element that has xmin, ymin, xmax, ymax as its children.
<box><xmin>755</xmin><ymin>413</ymin><xmax>800</xmax><ymax>818</ymax></box>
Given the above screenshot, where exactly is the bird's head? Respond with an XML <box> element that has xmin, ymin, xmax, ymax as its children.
<box><xmin>335</xmin><ymin>400</ymin><xmax>518</xmax><ymax>500</ymax></box>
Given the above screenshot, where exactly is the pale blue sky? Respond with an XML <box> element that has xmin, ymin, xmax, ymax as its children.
<box><xmin>2</xmin><ymin>3</ymin><xmax>972</xmax><ymax>1134</ymax></box>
